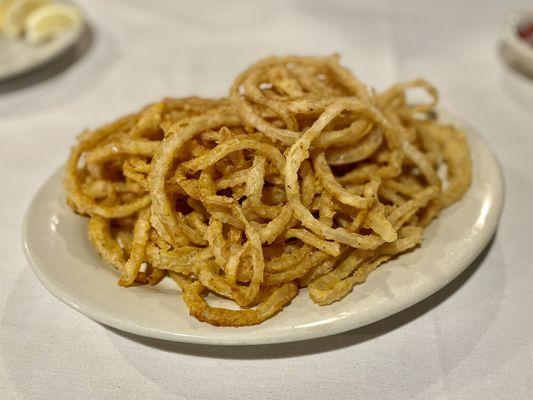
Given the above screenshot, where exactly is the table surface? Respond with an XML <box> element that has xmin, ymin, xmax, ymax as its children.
<box><xmin>1</xmin><ymin>1</ymin><xmax>532</xmax><ymax>399</ymax></box>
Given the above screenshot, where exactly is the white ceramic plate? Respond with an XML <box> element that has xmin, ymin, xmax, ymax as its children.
<box><xmin>0</xmin><ymin>17</ymin><xmax>84</xmax><ymax>82</ymax></box>
<box><xmin>22</xmin><ymin>114</ymin><xmax>504</xmax><ymax>345</ymax></box>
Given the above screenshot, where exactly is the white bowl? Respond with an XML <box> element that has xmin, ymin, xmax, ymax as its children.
<box><xmin>501</xmin><ymin>10</ymin><xmax>533</xmax><ymax>76</ymax></box>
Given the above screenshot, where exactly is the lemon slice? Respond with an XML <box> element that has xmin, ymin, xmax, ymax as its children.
<box><xmin>2</xmin><ymin>0</ymin><xmax>49</xmax><ymax>38</ymax></box>
<box><xmin>24</xmin><ymin>2</ymin><xmax>81</xmax><ymax>44</ymax></box>
<box><xmin>0</xmin><ymin>0</ymin><xmax>18</xmax><ymax>31</ymax></box>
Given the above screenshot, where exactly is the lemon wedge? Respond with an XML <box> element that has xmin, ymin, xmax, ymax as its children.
<box><xmin>24</xmin><ymin>2</ymin><xmax>81</xmax><ymax>44</ymax></box>
<box><xmin>2</xmin><ymin>0</ymin><xmax>48</xmax><ymax>38</ymax></box>
<box><xmin>0</xmin><ymin>0</ymin><xmax>19</xmax><ymax>31</ymax></box>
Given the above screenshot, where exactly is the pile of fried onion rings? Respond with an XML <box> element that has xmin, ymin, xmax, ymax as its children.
<box><xmin>65</xmin><ymin>55</ymin><xmax>471</xmax><ymax>326</ymax></box>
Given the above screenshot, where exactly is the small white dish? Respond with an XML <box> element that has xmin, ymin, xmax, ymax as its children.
<box><xmin>22</xmin><ymin>113</ymin><xmax>504</xmax><ymax>345</ymax></box>
<box><xmin>501</xmin><ymin>10</ymin><xmax>533</xmax><ymax>76</ymax></box>
<box><xmin>0</xmin><ymin>9</ymin><xmax>84</xmax><ymax>82</ymax></box>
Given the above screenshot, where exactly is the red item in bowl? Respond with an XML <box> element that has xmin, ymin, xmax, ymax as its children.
<box><xmin>518</xmin><ymin>23</ymin><xmax>533</xmax><ymax>46</ymax></box>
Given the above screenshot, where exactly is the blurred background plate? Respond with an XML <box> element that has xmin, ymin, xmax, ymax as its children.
<box><xmin>0</xmin><ymin>20</ymin><xmax>84</xmax><ymax>82</ymax></box>
<box><xmin>501</xmin><ymin>9</ymin><xmax>533</xmax><ymax>77</ymax></box>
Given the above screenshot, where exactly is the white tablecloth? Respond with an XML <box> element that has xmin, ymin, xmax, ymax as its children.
<box><xmin>1</xmin><ymin>1</ymin><xmax>533</xmax><ymax>399</ymax></box>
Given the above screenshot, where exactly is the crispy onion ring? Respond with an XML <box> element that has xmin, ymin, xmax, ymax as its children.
<box><xmin>65</xmin><ymin>56</ymin><xmax>471</xmax><ymax>326</ymax></box>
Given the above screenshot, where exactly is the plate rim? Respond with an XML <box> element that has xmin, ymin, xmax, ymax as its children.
<box><xmin>22</xmin><ymin>113</ymin><xmax>505</xmax><ymax>345</ymax></box>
